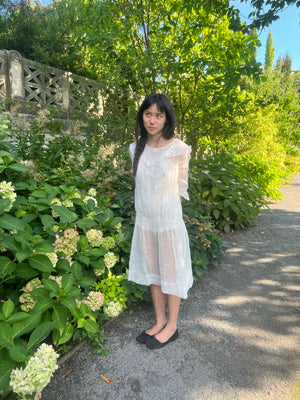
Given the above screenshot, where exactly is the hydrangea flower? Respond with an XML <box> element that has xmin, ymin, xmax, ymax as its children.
<box><xmin>104</xmin><ymin>252</ymin><xmax>117</xmax><ymax>269</ymax></box>
<box><xmin>0</xmin><ymin>181</ymin><xmax>17</xmax><ymax>211</ymax></box>
<box><xmin>10</xmin><ymin>343</ymin><xmax>58</xmax><ymax>398</ymax></box>
<box><xmin>104</xmin><ymin>301</ymin><xmax>122</xmax><ymax>318</ymax></box>
<box><xmin>19</xmin><ymin>278</ymin><xmax>43</xmax><ymax>312</ymax></box>
<box><xmin>94</xmin><ymin>268</ymin><xmax>104</xmax><ymax>278</ymax></box>
<box><xmin>44</xmin><ymin>252</ymin><xmax>58</xmax><ymax>268</ymax></box>
<box><xmin>102</xmin><ymin>236</ymin><xmax>115</xmax><ymax>250</ymax></box>
<box><xmin>62</xmin><ymin>199</ymin><xmax>74</xmax><ymax>208</ymax></box>
<box><xmin>53</xmin><ymin>228</ymin><xmax>79</xmax><ymax>259</ymax></box>
<box><xmin>86</xmin><ymin>291</ymin><xmax>105</xmax><ymax>311</ymax></box>
<box><xmin>50</xmin><ymin>198</ymin><xmax>62</xmax><ymax>217</ymax></box>
<box><xmin>83</xmin><ymin>195</ymin><xmax>97</xmax><ymax>207</ymax></box>
<box><xmin>86</xmin><ymin>229</ymin><xmax>103</xmax><ymax>247</ymax></box>
<box><xmin>88</xmin><ymin>188</ymin><xmax>97</xmax><ymax>197</ymax></box>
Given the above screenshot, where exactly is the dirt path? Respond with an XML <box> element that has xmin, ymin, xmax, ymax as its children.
<box><xmin>42</xmin><ymin>173</ymin><xmax>300</xmax><ymax>400</ymax></box>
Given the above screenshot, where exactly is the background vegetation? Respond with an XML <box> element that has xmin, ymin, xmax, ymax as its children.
<box><xmin>0</xmin><ymin>0</ymin><xmax>299</xmax><ymax>398</ymax></box>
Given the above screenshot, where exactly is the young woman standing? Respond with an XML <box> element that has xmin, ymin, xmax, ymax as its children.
<box><xmin>129</xmin><ymin>93</ymin><xmax>193</xmax><ymax>350</ymax></box>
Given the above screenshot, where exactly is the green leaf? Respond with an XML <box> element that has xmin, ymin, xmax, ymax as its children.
<box><xmin>86</xmin><ymin>248</ymin><xmax>107</xmax><ymax>257</ymax></box>
<box><xmin>52</xmin><ymin>305</ymin><xmax>70</xmax><ymax>332</ymax></box>
<box><xmin>43</xmin><ymin>279</ymin><xmax>60</xmax><ymax>294</ymax></box>
<box><xmin>7</xmin><ymin>162</ymin><xmax>28</xmax><ymax>172</ymax></box>
<box><xmin>0</xmin><ymin>324</ymin><xmax>14</xmax><ymax>347</ymax></box>
<box><xmin>14</xmin><ymin>263</ymin><xmax>39</xmax><ymax>279</ymax></box>
<box><xmin>15</xmin><ymin>250</ymin><xmax>32</xmax><ymax>263</ymax></box>
<box><xmin>52</xmin><ymin>205</ymin><xmax>78</xmax><ymax>223</ymax></box>
<box><xmin>0</xmin><ymin>214</ymin><xmax>25</xmax><ymax>232</ymax></box>
<box><xmin>61</xmin><ymin>274</ymin><xmax>75</xmax><ymax>294</ymax></box>
<box><xmin>27</xmin><ymin>321</ymin><xmax>54</xmax><ymax>351</ymax></box>
<box><xmin>76</xmin><ymin>218</ymin><xmax>97</xmax><ymax>230</ymax></box>
<box><xmin>213</xmin><ymin>209</ymin><xmax>220</xmax><ymax>219</ymax></box>
<box><xmin>78</xmin><ymin>255</ymin><xmax>90</xmax><ymax>265</ymax></box>
<box><xmin>0</xmin><ymin>256</ymin><xmax>16</xmax><ymax>279</ymax></box>
<box><xmin>31</xmin><ymin>298</ymin><xmax>54</xmax><ymax>314</ymax></box>
<box><xmin>80</xmin><ymin>318</ymin><xmax>99</xmax><ymax>334</ymax></box>
<box><xmin>56</xmin><ymin>258</ymin><xmax>72</xmax><ymax>271</ymax></box>
<box><xmin>0</xmin><ymin>360</ymin><xmax>15</xmax><ymax>391</ymax></box>
<box><xmin>41</xmin><ymin>214</ymin><xmax>56</xmax><ymax>227</ymax></box>
<box><xmin>12</xmin><ymin>313</ymin><xmax>41</xmax><ymax>339</ymax></box>
<box><xmin>77</xmin><ymin>276</ymin><xmax>95</xmax><ymax>288</ymax></box>
<box><xmin>72</xmin><ymin>261</ymin><xmax>82</xmax><ymax>279</ymax></box>
<box><xmin>33</xmin><ymin>243</ymin><xmax>55</xmax><ymax>253</ymax></box>
<box><xmin>7</xmin><ymin>312</ymin><xmax>30</xmax><ymax>323</ymax></box>
<box><xmin>28</xmin><ymin>254</ymin><xmax>54</xmax><ymax>272</ymax></box>
<box><xmin>60</xmin><ymin>296</ymin><xmax>77</xmax><ymax>312</ymax></box>
<box><xmin>9</xmin><ymin>344</ymin><xmax>28</xmax><ymax>362</ymax></box>
<box><xmin>0</xmin><ymin>236</ymin><xmax>21</xmax><ymax>252</ymax></box>
<box><xmin>0</xmin><ymin>198</ymin><xmax>10</xmax><ymax>212</ymax></box>
<box><xmin>2</xmin><ymin>299</ymin><xmax>15</xmax><ymax>319</ymax></box>
<box><xmin>56</xmin><ymin>323</ymin><xmax>74</xmax><ymax>345</ymax></box>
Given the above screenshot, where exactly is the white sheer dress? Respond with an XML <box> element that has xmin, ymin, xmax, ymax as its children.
<box><xmin>128</xmin><ymin>138</ymin><xmax>193</xmax><ymax>299</ymax></box>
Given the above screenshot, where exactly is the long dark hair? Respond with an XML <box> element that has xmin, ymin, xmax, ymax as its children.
<box><xmin>132</xmin><ymin>93</ymin><xmax>176</xmax><ymax>177</ymax></box>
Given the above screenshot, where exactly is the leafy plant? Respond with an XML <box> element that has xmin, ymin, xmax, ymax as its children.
<box><xmin>189</xmin><ymin>143</ymin><xmax>267</xmax><ymax>232</ymax></box>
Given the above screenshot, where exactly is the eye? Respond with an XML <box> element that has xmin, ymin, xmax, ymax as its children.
<box><xmin>156</xmin><ymin>114</ymin><xmax>163</xmax><ymax>118</ymax></box>
<box><xmin>144</xmin><ymin>111</ymin><xmax>151</xmax><ymax>117</ymax></box>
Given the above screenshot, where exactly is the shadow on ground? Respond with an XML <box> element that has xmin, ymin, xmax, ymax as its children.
<box><xmin>42</xmin><ymin>185</ymin><xmax>300</xmax><ymax>400</ymax></box>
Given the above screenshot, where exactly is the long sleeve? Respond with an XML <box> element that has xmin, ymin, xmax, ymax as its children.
<box><xmin>178</xmin><ymin>147</ymin><xmax>191</xmax><ymax>201</ymax></box>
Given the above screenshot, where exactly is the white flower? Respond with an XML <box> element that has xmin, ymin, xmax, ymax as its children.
<box><xmin>104</xmin><ymin>252</ymin><xmax>118</xmax><ymax>269</ymax></box>
<box><xmin>10</xmin><ymin>344</ymin><xmax>58</xmax><ymax>398</ymax></box>
<box><xmin>0</xmin><ymin>181</ymin><xmax>17</xmax><ymax>211</ymax></box>
<box><xmin>88</xmin><ymin>188</ymin><xmax>97</xmax><ymax>197</ymax></box>
<box><xmin>104</xmin><ymin>301</ymin><xmax>122</xmax><ymax>318</ymax></box>
<box><xmin>86</xmin><ymin>229</ymin><xmax>103</xmax><ymax>247</ymax></box>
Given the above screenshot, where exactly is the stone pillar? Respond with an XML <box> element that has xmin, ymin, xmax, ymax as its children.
<box><xmin>0</xmin><ymin>50</ymin><xmax>9</xmax><ymax>104</ymax></box>
<box><xmin>61</xmin><ymin>72</ymin><xmax>71</xmax><ymax>119</ymax></box>
<box><xmin>8</xmin><ymin>50</ymin><xmax>27</xmax><ymax>112</ymax></box>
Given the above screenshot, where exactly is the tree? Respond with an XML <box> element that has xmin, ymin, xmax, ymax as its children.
<box><xmin>72</xmin><ymin>0</ymin><xmax>261</xmax><ymax>147</ymax></box>
<box><xmin>0</xmin><ymin>0</ymin><xmax>93</xmax><ymax>77</ymax></box>
<box><xmin>239</xmin><ymin>0</ymin><xmax>300</xmax><ymax>28</ymax></box>
<box><xmin>264</xmin><ymin>31</ymin><xmax>275</xmax><ymax>70</ymax></box>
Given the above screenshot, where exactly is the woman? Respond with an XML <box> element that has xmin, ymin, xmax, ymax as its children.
<box><xmin>129</xmin><ymin>93</ymin><xmax>193</xmax><ymax>349</ymax></box>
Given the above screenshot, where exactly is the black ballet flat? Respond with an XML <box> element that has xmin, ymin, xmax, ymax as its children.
<box><xmin>145</xmin><ymin>329</ymin><xmax>179</xmax><ymax>350</ymax></box>
<box><xmin>136</xmin><ymin>330</ymin><xmax>154</xmax><ymax>344</ymax></box>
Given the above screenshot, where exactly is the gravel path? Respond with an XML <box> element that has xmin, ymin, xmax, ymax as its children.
<box><xmin>42</xmin><ymin>173</ymin><xmax>300</xmax><ymax>400</ymax></box>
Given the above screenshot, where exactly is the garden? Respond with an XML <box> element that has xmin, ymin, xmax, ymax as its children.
<box><xmin>0</xmin><ymin>0</ymin><xmax>300</xmax><ymax>398</ymax></box>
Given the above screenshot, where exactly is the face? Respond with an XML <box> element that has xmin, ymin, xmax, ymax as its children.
<box><xmin>143</xmin><ymin>103</ymin><xmax>167</xmax><ymax>138</ymax></box>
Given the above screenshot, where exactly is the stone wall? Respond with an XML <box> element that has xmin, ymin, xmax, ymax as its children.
<box><xmin>0</xmin><ymin>49</ymin><xmax>104</xmax><ymax>120</ymax></box>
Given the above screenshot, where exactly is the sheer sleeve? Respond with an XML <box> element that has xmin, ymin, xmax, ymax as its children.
<box><xmin>129</xmin><ymin>142</ymin><xmax>136</xmax><ymax>164</ymax></box>
<box><xmin>178</xmin><ymin>147</ymin><xmax>191</xmax><ymax>200</ymax></box>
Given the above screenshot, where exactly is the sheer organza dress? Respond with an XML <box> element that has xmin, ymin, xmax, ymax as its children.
<box><xmin>129</xmin><ymin>138</ymin><xmax>193</xmax><ymax>299</ymax></box>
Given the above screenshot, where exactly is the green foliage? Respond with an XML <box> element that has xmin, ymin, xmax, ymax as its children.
<box><xmin>264</xmin><ymin>31</ymin><xmax>275</xmax><ymax>70</ymax></box>
<box><xmin>95</xmin><ymin>272</ymin><xmax>128</xmax><ymax>309</ymax></box>
<box><xmin>189</xmin><ymin>140</ymin><xmax>268</xmax><ymax>232</ymax></box>
<box><xmin>182</xmin><ymin>207</ymin><xmax>226</xmax><ymax>278</ymax></box>
<box><xmin>0</xmin><ymin>122</ymin><xmax>132</xmax><ymax>396</ymax></box>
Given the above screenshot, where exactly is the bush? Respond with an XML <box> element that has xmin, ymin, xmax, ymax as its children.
<box><xmin>0</xmin><ymin>120</ymin><xmax>132</xmax><ymax>398</ymax></box>
<box><xmin>189</xmin><ymin>142</ymin><xmax>267</xmax><ymax>232</ymax></box>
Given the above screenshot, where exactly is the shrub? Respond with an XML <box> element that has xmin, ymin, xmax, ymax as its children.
<box><xmin>189</xmin><ymin>144</ymin><xmax>267</xmax><ymax>232</ymax></box>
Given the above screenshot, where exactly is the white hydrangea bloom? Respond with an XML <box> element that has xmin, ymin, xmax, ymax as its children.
<box><xmin>0</xmin><ymin>181</ymin><xmax>17</xmax><ymax>211</ymax></box>
<box><xmin>104</xmin><ymin>301</ymin><xmax>122</xmax><ymax>318</ymax></box>
<box><xmin>10</xmin><ymin>343</ymin><xmax>58</xmax><ymax>398</ymax></box>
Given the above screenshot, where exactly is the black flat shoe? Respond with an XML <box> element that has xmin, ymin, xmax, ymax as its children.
<box><xmin>136</xmin><ymin>330</ymin><xmax>154</xmax><ymax>344</ymax></box>
<box><xmin>145</xmin><ymin>329</ymin><xmax>179</xmax><ymax>350</ymax></box>
<box><xmin>136</xmin><ymin>324</ymin><xmax>167</xmax><ymax>344</ymax></box>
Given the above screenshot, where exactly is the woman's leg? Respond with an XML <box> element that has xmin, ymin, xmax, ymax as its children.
<box><xmin>154</xmin><ymin>294</ymin><xmax>180</xmax><ymax>343</ymax></box>
<box><xmin>146</xmin><ymin>284</ymin><xmax>166</xmax><ymax>335</ymax></box>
